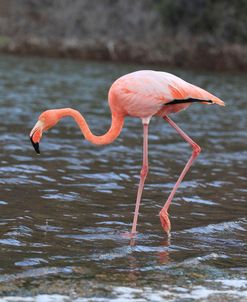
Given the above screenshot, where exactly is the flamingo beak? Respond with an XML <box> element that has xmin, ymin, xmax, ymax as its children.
<box><xmin>30</xmin><ymin>135</ymin><xmax>40</xmax><ymax>154</ymax></box>
<box><xmin>30</xmin><ymin>120</ymin><xmax>43</xmax><ymax>155</ymax></box>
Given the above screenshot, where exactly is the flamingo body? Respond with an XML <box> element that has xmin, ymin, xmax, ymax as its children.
<box><xmin>109</xmin><ymin>70</ymin><xmax>224</xmax><ymax>118</ymax></box>
<box><xmin>30</xmin><ymin>70</ymin><xmax>225</xmax><ymax>236</ymax></box>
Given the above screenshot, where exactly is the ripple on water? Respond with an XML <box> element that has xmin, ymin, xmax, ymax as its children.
<box><xmin>184</xmin><ymin>218</ymin><xmax>247</xmax><ymax>235</ymax></box>
<box><xmin>0</xmin><ymin>281</ymin><xmax>247</xmax><ymax>302</ymax></box>
<box><xmin>183</xmin><ymin>196</ymin><xmax>218</xmax><ymax>206</ymax></box>
<box><xmin>41</xmin><ymin>192</ymin><xmax>81</xmax><ymax>201</ymax></box>
<box><xmin>0</xmin><ymin>239</ymin><xmax>25</xmax><ymax>247</ymax></box>
<box><xmin>5</xmin><ymin>225</ymin><xmax>33</xmax><ymax>237</ymax></box>
<box><xmin>35</xmin><ymin>224</ymin><xmax>63</xmax><ymax>233</ymax></box>
<box><xmin>0</xmin><ymin>55</ymin><xmax>247</xmax><ymax>300</ymax></box>
<box><xmin>15</xmin><ymin>258</ymin><xmax>48</xmax><ymax>267</ymax></box>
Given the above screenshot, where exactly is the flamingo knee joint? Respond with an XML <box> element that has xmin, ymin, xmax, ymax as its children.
<box><xmin>140</xmin><ymin>165</ymin><xmax>149</xmax><ymax>177</ymax></box>
<box><xmin>193</xmin><ymin>144</ymin><xmax>201</xmax><ymax>155</ymax></box>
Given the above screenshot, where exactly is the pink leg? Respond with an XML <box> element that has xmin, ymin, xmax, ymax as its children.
<box><xmin>159</xmin><ymin>115</ymin><xmax>201</xmax><ymax>234</ymax></box>
<box><xmin>131</xmin><ymin>122</ymin><xmax>149</xmax><ymax>235</ymax></box>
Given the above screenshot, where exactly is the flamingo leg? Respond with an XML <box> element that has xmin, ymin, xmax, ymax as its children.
<box><xmin>131</xmin><ymin>121</ymin><xmax>149</xmax><ymax>235</ymax></box>
<box><xmin>159</xmin><ymin>115</ymin><xmax>201</xmax><ymax>234</ymax></box>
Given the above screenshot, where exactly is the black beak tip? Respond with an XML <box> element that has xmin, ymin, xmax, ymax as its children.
<box><xmin>30</xmin><ymin>136</ymin><xmax>40</xmax><ymax>155</ymax></box>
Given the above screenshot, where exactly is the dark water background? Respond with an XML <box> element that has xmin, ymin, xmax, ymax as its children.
<box><xmin>0</xmin><ymin>54</ymin><xmax>246</xmax><ymax>301</ymax></box>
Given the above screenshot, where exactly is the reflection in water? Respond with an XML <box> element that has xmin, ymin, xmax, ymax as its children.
<box><xmin>0</xmin><ymin>54</ymin><xmax>247</xmax><ymax>300</ymax></box>
<box><xmin>158</xmin><ymin>239</ymin><xmax>171</xmax><ymax>265</ymax></box>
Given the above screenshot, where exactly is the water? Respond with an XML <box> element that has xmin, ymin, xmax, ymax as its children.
<box><xmin>0</xmin><ymin>54</ymin><xmax>246</xmax><ymax>301</ymax></box>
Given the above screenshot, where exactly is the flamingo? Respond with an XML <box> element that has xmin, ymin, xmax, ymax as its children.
<box><xmin>30</xmin><ymin>70</ymin><xmax>225</xmax><ymax>235</ymax></box>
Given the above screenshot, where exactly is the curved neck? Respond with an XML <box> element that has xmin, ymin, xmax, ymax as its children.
<box><xmin>57</xmin><ymin>108</ymin><xmax>124</xmax><ymax>145</ymax></box>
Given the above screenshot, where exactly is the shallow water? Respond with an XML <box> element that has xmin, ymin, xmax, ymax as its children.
<box><xmin>0</xmin><ymin>54</ymin><xmax>246</xmax><ymax>301</ymax></box>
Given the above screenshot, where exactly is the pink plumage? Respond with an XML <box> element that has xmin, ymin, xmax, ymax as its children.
<box><xmin>109</xmin><ymin>70</ymin><xmax>224</xmax><ymax>118</ymax></box>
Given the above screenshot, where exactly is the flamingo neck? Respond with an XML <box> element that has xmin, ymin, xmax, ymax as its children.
<box><xmin>57</xmin><ymin>108</ymin><xmax>124</xmax><ymax>145</ymax></box>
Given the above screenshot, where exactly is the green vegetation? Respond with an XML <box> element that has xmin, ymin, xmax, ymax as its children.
<box><xmin>155</xmin><ymin>0</ymin><xmax>247</xmax><ymax>43</ymax></box>
<box><xmin>0</xmin><ymin>35</ymin><xmax>10</xmax><ymax>46</ymax></box>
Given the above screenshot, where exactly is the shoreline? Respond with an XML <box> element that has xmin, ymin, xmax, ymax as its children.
<box><xmin>1</xmin><ymin>36</ymin><xmax>247</xmax><ymax>72</ymax></box>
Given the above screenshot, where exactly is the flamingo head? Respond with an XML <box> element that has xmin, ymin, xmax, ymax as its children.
<box><xmin>30</xmin><ymin>110</ymin><xmax>60</xmax><ymax>154</ymax></box>
<box><xmin>159</xmin><ymin>209</ymin><xmax>171</xmax><ymax>235</ymax></box>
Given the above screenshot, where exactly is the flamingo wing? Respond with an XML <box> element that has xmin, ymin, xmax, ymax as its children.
<box><xmin>163</xmin><ymin>72</ymin><xmax>225</xmax><ymax>106</ymax></box>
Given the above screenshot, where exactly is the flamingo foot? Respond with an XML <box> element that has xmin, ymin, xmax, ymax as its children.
<box><xmin>159</xmin><ymin>210</ymin><xmax>171</xmax><ymax>235</ymax></box>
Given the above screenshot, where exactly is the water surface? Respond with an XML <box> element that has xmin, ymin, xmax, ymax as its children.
<box><xmin>0</xmin><ymin>54</ymin><xmax>246</xmax><ymax>301</ymax></box>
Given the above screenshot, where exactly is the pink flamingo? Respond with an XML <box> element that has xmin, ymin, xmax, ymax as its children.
<box><xmin>30</xmin><ymin>70</ymin><xmax>225</xmax><ymax>235</ymax></box>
